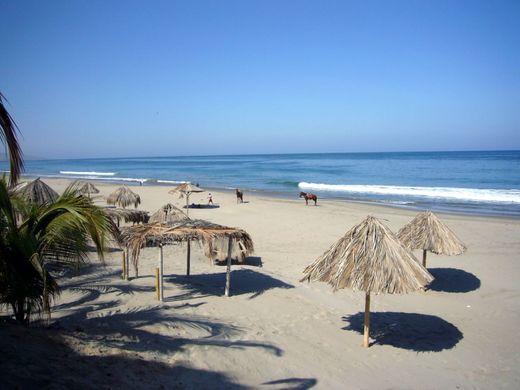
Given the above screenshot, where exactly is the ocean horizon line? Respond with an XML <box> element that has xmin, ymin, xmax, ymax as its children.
<box><xmin>10</xmin><ymin>148</ymin><xmax>520</xmax><ymax>162</ymax></box>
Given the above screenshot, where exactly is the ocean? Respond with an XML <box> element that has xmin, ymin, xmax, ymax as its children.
<box><xmin>2</xmin><ymin>150</ymin><xmax>520</xmax><ymax>217</ymax></box>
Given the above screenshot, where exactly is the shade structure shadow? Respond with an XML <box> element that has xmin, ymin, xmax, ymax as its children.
<box><xmin>427</xmin><ymin>268</ymin><xmax>481</xmax><ymax>293</ymax></box>
<box><xmin>263</xmin><ymin>377</ymin><xmax>317</xmax><ymax>389</ymax></box>
<box><xmin>342</xmin><ymin>312</ymin><xmax>463</xmax><ymax>351</ymax></box>
<box><xmin>184</xmin><ymin>204</ymin><xmax>220</xmax><ymax>209</ymax></box>
<box><xmin>165</xmin><ymin>269</ymin><xmax>293</xmax><ymax>299</ymax></box>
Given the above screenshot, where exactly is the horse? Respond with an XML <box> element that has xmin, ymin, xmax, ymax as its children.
<box><xmin>299</xmin><ymin>191</ymin><xmax>318</xmax><ymax>206</ymax></box>
<box><xmin>236</xmin><ymin>189</ymin><xmax>244</xmax><ymax>203</ymax></box>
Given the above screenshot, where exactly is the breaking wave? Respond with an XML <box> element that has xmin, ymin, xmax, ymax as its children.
<box><xmin>298</xmin><ymin>182</ymin><xmax>520</xmax><ymax>204</ymax></box>
<box><xmin>60</xmin><ymin>171</ymin><xmax>116</xmax><ymax>176</ymax></box>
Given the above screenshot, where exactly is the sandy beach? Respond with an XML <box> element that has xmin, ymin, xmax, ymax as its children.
<box><xmin>2</xmin><ymin>178</ymin><xmax>520</xmax><ymax>389</ymax></box>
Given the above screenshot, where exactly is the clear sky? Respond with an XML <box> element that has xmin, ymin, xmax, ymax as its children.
<box><xmin>1</xmin><ymin>0</ymin><xmax>519</xmax><ymax>159</ymax></box>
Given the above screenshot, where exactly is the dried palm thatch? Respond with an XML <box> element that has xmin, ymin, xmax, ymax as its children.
<box><xmin>17</xmin><ymin>177</ymin><xmax>59</xmax><ymax>205</ymax></box>
<box><xmin>104</xmin><ymin>207</ymin><xmax>150</xmax><ymax>225</ymax></box>
<box><xmin>120</xmin><ymin>219</ymin><xmax>254</xmax><ymax>298</ymax></box>
<box><xmin>397</xmin><ymin>211</ymin><xmax>466</xmax><ymax>267</ymax></box>
<box><xmin>107</xmin><ymin>186</ymin><xmax>141</xmax><ymax>209</ymax></box>
<box><xmin>168</xmin><ymin>183</ymin><xmax>204</xmax><ymax>217</ymax></box>
<box><xmin>121</xmin><ymin>219</ymin><xmax>253</xmax><ymax>263</ymax></box>
<box><xmin>71</xmin><ymin>180</ymin><xmax>100</xmax><ymax>198</ymax></box>
<box><xmin>168</xmin><ymin>182</ymin><xmax>204</xmax><ymax>196</ymax></box>
<box><xmin>301</xmin><ymin>215</ymin><xmax>433</xmax><ymax>348</ymax></box>
<box><xmin>149</xmin><ymin>203</ymin><xmax>188</xmax><ymax>223</ymax></box>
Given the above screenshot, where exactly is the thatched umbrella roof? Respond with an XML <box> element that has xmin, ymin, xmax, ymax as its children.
<box><xmin>303</xmin><ymin>215</ymin><xmax>432</xmax><ymax>293</ymax></box>
<box><xmin>149</xmin><ymin>203</ymin><xmax>188</xmax><ymax>224</ymax></box>
<box><xmin>72</xmin><ymin>180</ymin><xmax>100</xmax><ymax>197</ymax></box>
<box><xmin>121</xmin><ymin>219</ymin><xmax>253</xmax><ymax>262</ymax></box>
<box><xmin>397</xmin><ymin>211</ymin><xmax>466</xmax><ymax>260</ymax></box>
<box><xmin>168</xmin><ymin>183</ymin><xmax>204</xmax><ymax>216</ymax></box>
<box><xmin>107</xmin><ymin>185</ymin><xmax>141</xmax><ymax>209</ymax></box>
<box><xmin>168</xmin><ymin>182</ymin><xmax>204</xmax><ymax>196</ymax></box>
<box><xmin>104</xmin><ymin>207</ymin><xmax>150</xmax><ymax>225</ymax></box>
<box><xmin>17</xmin><ymin>178</ymin><xmax>59</xmax><ymax>205</ymax></box>
<box><xmin>120</xmin><ymin>219</ymin><xmax>254</xmax><ymax>299</ymax></box>
<box><xmin>302</xmin><ymin>215</ymin><xmax>433</xmax><ymax>348</ymax></box>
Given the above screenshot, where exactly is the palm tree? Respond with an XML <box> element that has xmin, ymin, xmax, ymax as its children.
<box><xmin>0</xmin><ymin>93</ymin><xmax>24</xmax><ymax>186</ymax></box>
<box><xmin>0</xmin><ymin>178</ymin><xmax>112</xmax><ymax>324</ymax></box>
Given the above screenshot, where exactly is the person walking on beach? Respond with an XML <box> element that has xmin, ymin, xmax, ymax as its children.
<box><xmin>208</xmin><ymin>193</ymin><xmax>213</xmax><ymax>205</ymax></box>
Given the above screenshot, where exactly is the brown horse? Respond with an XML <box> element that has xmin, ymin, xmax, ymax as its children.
<box><xmin>236</xmin><ymin>189</ymin><xmax>244</xmax><ymax>203</ymax></box>
<box><xmin>299</xmin><ymin>191</ymin><xmax>317</xmax><ymax>206</ymax></box>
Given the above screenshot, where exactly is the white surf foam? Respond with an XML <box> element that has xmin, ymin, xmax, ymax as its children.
<box><xmin>42</xmin><ymin>173</ymin><xmax>147</xmax><ymax>183</ymax></box>
<box><xmin>60</xmin><ymin>171</ymin><xmax>116</xmax><ymax>176</ymax></box>
<box><xmin>157</xmin><ymin>180</ymin><xmax>188</xmax><ymax>184</ymax></box>
<box><xmin>298</xmin><ymin>182</ymin><xmax>520</xmax><ymax>204</ymax></box>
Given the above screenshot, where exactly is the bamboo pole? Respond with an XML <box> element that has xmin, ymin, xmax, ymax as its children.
<box><xmin>186</xmin><ymin>239</ymin><xmax>191</xmax><ymax>276</ymax></box>
<box><xmin>159</xmin><ymin>244</ymin><xmax>164</xmax><ymax>301</ymax></box>
<box><xmin>224</xmin><ymin>236</ymin><xmax>233</xmax><ymax>297</ymax></box>
<box><xmin>363</xmin><ymin>292</ymin><xmax>371</xmax><ymax>348</ymax></box>
<box><xmin>155</xmin><ymin>267</ymin><xmax>160</xmax><ymax>300</ymax></box>
<box><xmin>422</xmin><ymin>250</ymin><xmax>427</xmax><ymax>268</ymax></box>
<box><xmin>121</xmin><ymin>250</ymin><xmax>126</xmax><ymax>279</ymax></box>
<box><xmin>185</xmin><ymin>193</ymin><xmax>190</xmax><ymax>217</ymax></box>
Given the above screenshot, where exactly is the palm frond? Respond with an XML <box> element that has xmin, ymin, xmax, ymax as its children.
<box><xmin>0</xmin><ymin>93</ymin><xmax>24</xmax><ymax>186</ymax></box>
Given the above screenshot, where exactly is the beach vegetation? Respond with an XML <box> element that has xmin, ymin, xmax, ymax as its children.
<box><xmin>0</xmin><ymin>92</ymin><xmax>24</xmax><ymax>186</ymax></box>
<box><xmin>0</xmin><ymin>178</ymin><xmax>112</xmax><ymax>324</ymax></box>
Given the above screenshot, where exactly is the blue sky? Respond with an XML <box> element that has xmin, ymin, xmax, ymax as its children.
<box><xmin>1</xmin><ymin>0</ymin><xmax>519</xmax><ymax>158</ymax></box>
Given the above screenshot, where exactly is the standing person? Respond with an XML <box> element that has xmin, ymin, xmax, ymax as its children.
<box><xmin>208</xmin><ymin>193</ymin><xmax>213</xmax><ymax>205</ymax></box>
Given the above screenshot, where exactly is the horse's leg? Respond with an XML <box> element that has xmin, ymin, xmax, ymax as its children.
<box><xmin>314</xmin><ymin>198</ymin><xmax>317</xmax><ymax>206</ymax></box>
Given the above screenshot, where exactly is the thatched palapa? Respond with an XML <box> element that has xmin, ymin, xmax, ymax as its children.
<box><xmin>169</xmin><ymin>183</ymin><xmax>204</xmax><ymax>217</ymax></box>
<box><xmin>17</xmin><ymin>177</ymin><xmax>59</xmax><ymax>205</ymax></box>
<box><xmin>107</xmin><ymin>185</ymin><xmax>141</xmax><ymax>209</ymax></box>
<box><xmin>71</xmin><ymin>180</ymin><xmax>100</xmax><ymax>198</ymax></box>
<box><xmin>397</xmin><ymin>211</ymin><xmax>466</xmax><ymax>267</ymax></box>
<box><xmin>121</xmin><ymin>219</ymin><xmax>254</xmax><ymax>299</ymax></box>
<box><xmin>149</xmin><ymin>203</ymin><xmax>188</xmax><ymax>224</ymax></box>
<box><xmin>302</xmin><ymin>215</ymin><xmax>433</xmax><ymax>348</ymax></box>
<box><xmin>104</xmin><ymin>207</ymin><xmax>150</xmax><ymax>225</ymax></box>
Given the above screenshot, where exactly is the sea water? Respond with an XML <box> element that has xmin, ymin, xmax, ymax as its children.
<box><xmin>2</xmin><ymin>150</ymin><xmax>519</xmax><ymax>216</ymax></box>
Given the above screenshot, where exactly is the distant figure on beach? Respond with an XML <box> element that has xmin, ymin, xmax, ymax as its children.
<box><xmin>236</xmin><ymin>188</ymin><xmax>244</xmax><ymax>203</ymax></box>
<box><xmin>299</xmin><ymin>191</ymin><xmax>318</xmax><ymax>206</ymax></box>
<box><xmin>208</xmin><ymin>193</ymin><xmax>213</xmax><ymax>205</ymax></box>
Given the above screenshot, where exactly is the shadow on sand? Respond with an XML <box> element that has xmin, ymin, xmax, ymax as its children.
<box><xmin>1</xmin><ymin>321</ymin><xmax>250</xmax><ymax>389</ymax></box>
<box><xmin>342</xmin><ymin>312</ymin><xmax>463</xmax><ymax>351</ymax></box>
<box><xmin>263</xmin><ymin>378</ymin><xmax>318</xmax><ymax>389</ymax></box>
<box><xmin>427</xmin><ymin>268</ymin><xmax>481</xmax><ymax>293</ymax></box>
<box><xmin>165</xmin><ymin>268</ymin><xmax>294</xmax><ymax>300</ymax></box>
<box><xmin>184</xmin><ymin>204</ymin><xmax>220</xmax><ymax>209</ymax></box>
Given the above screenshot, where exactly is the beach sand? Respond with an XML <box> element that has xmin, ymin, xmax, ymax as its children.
<box><xmin>2</xmin><ymin>178</ymin><xmax>520</xmax><ymax>389</ymax></box>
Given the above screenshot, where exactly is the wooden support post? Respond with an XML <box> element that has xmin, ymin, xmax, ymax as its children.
<box><xmin>363</xmin><ymin>292</ymin><xmax>371</xmax><ymax>348</ymax></box>
<box><xmin>155</xmin><ymin>267</ymin><xmax>160</xmax><ymax>300</ymax></box>
<box><xmin>186</xmin><ymin>239</ymin><xmax>191</xmax><ymax>276</ymax></box>
<box><xmin>159</xmin><ymin>244</ymin><xmax>164</xmax><ymax>301</ymax></box>
<box><xmin>224</xmin><ymin>236</ymin><xmax>233</xmax><ymax>297</ymax></box>
<box><xmin>186</xmin><ymin>193</ymin><xmax>190</xmax><ymax>217</ymax></box>
<box><xmin>121</xmin><ymin>251</ymin><xmax>126</xmax><ymax>280</ymax></box>
<box><xmin>125</xmin><ymin>248</ymin><xmax>130</xmax><ymax>280</ymax></box>
<box><xmin>422</xmin><ymin>250</ymin><xmax>427</xmax><ymax>268</ymax></box>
